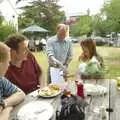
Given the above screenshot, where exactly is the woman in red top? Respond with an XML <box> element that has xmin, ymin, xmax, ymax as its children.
<box><xmin>5</xmin><ymin>34</ymin><xmax>45</xmax><ymax>94</ymax></box>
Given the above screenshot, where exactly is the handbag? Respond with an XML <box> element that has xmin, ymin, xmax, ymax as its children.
<box><xmin>56</xmin><ymin>94</ymin><xmax>88</xmax><ymax>120</ymax></box>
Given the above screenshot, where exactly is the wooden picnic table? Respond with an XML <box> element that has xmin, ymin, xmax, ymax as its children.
<box><xmin>108</xmin><ymin>79</ymin><xmax>120</xmax><ymax>120</ymax></box>
<box><xmin>10</xmin><ymin>79</ymin><xmax>119</xmax><ymax>120</ymax></box>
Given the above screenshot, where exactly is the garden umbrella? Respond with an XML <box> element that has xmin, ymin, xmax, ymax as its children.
<box><xmin>22</xmin><ymin>25</ymin><xmax>48</xmax><ymax>33</ymax></box>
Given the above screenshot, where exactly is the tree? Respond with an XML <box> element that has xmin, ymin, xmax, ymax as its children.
<box><xmin>0</xmin><ymin>23</ymin><xmax>16</xmax><ymax>42</ymax></box>
<box><xmin>92</xmin><ymin>14</ymin><xmax>111</xmax><ymax>37</ymax></box>
<box><xmin>102</xmin><ymin>0</ymin><xmax>120</xmax><ymax>33</ymax></box>
<box><xmin>0</xmin><ymin>14</ymin><xmax>3</xmax><ymax>25</ymax></box>
<box><xmin>0</xmin><ymin>15</ymin><xmax>16</xmax><ymax>42</ymax></box>
<box><xmin>18</xmin><ymin>0</ymin><xmax>65</xmax><ymax>35</ymax></box>
<box><xmin>70</xmin><ymin>15</ymin><xmax>93</xmax><ymax>37</ymax></box>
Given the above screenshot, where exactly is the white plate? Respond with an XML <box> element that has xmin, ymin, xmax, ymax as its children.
<box><xmin>39</xmin><ymin>89</ymin><xmax>61</xmax><ymax>98</ymax></box>
<box><xmin>17</xmin><ymin>101</ymin><xmax>54</xmax><ymax>120</ymax></box>
<box><xmin>84</xmin><ymin>83</ymin><xmax>108</xmax><ymax>96</ymax></box>
<box><xmin>38</xmin><ymin>90</ymin><xmax>61</xmax><ymax>98</ymax></box>
<box><xmin>38</xmin><ymin>85</ymin><xmax>61</xmax><ymax>98</ymax></box>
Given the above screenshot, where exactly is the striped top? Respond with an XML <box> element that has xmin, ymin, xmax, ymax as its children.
<box><xmin>0</xmin><ymin>76</ymin><xmax>17</xmax><ymax>104</ymax></box>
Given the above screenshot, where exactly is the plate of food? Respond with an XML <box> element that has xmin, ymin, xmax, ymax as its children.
<box><xmin>38</xmin><ymin>84</ymin><xmax>61</xmax><ymax>98</ymax></box>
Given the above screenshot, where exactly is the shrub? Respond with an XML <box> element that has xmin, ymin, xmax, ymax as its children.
<box><xmin>0</xmin><ymin>23</ymin><xmax>16</xmax><ymax>42</ymax></box>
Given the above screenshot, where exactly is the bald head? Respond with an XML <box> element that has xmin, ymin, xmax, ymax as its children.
<box><xmin>0</xmin><ymin>42</ymin><xmax>10</xmax><ymax>62</ymax></box>
<box><xmin>57</xmin><ymin>24</ymin><xmax>67</xmax><ymax>40</ymax></box>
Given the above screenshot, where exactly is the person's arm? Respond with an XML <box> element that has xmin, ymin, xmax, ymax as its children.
<box><xmin>75</xmin><ymin>69</ymin><xmax>82</xmax><ymax>82</ymax></box>
<box><xmin>46</xmin><ymin>39</ymin><xmax>64</xmax><ymax>67</ymax></box>
<box><xmin>79</xmin><ymin>52</ymin><xmax>89</xmax><ymax>62</ymax></box>
<box><xmin>0</xmin><ymin>106</ymin><xmax>13</xmax><ymax>120</ymax></box>
<box><xmin>49</xmin><ymin>55</ymin><xmax>64</xmax><ymax>68</ymax></box>
<box><xmin>2</xmin><ymin>78</ymin><xmax>25</xmax><ymax>107</ymax></box>
<box><xmin>3</xmin><ymin>88</ymin><xmax>25</xmax><ymax>107</ymax></box>
<box><xmin>38</xmin><ymin>70</ymin><xmax>46</xmax><ymax>88</ymax></box>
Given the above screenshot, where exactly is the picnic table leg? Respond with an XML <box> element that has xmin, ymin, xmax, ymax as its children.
<box><xmin>109</xmin><ymin>80</ymin><xmax>117</xmax><ymax>120</ymax></box>
<box><xmin>106</xmin><ymin>79</ymin><xmax>116</xmax><ymax>120</ymax></box>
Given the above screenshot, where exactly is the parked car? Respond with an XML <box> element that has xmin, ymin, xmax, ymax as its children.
<box><xmin>105</xmin><ymin>39</ymin><xmax>114</xmax><ymax>46</ymax></box>
<box><xmin>69</xmin><ymin>37</ymin><xmax>78</xmax><ymax>43</ymax></box>
<box><xmin>94</xmin><ymin>37</ymin><xmax>107</xmax><ymax>46</ymax></box>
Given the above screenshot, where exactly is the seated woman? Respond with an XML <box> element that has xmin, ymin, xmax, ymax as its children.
<box><xmin>76</xmin><ymin>38</ymin><xmax>104</xmax><ymax>82</ymax></box>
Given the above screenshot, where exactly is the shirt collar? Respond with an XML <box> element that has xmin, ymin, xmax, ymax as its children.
<box><xmin>55</xmin><ymin>35</ymin><xmax>67</xmax><ymax>43</ymax></box>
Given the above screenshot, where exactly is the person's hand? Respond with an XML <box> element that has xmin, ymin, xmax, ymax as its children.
<box><xmin>59</xmin><ymin>63</ymin><xmax>64</xmax><ymax>69</ymax></box>
<box><xmin>0</xmin><ymin>105</ymin><xmax>3</xmax><ymax>113</ymax></box>
<box><xmin>60</xmin><ymin>65</ymin><xmax>67</xmax><ymax>73</ymax></box>
<box><xmin>63</xmin><ymin>66</ymin><xmax>69</xmax><ymax>82</ymax></box>
<box><xmin>5</xmin><ymin>106</ymin><xmax>13</xmax><ymax>113</ymax></box>
<box><xmin>75</xmin><ymin>79</ymin><xmax>83</xmax><ymax>85</ymax></box>
<box><xmin>0</xmin><ymin>105</ymin><xmax>13</xmax><ymax>113</ymax></box>
<box><xmin>61</xmin><ymin>65</ymin><xmax>68</xmax><ymax>77</ymax></box>
<box><xmin>79</xmin><ymin>53</ymin><xmax>88</xmax><ymax>62</ymax></box>
<box><xmin>40</xmin><ymin>84</ymin><xmax>46</xmax><ymax>89</ymax></box>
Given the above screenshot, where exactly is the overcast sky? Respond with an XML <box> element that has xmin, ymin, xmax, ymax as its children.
<box><xmin>59</xmin><ymin>0</ymin><xmax>105</xmax><ymax>16</ymax></box>
<box><xmin>0</xmin><ymin>0</ymin><xmax>105</xmax><ymax>22</ymax></box>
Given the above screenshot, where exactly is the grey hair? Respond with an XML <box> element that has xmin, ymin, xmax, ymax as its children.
<box><xmin>57</xmin><ymin>24</ymin><xmax>67</xmax><ymax>31</ymax></box>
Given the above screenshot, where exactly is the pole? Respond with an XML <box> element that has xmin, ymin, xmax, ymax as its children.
<box><xmin>106</xmin><ymin>79</ymin><xmax>113</xmax><ymax>120</ymax></box>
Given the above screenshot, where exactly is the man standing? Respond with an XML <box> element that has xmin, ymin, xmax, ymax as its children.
<box><xmin>5</xmin><ymin>34</ymin><xmax>45</xmax><ymax>94</ymax></box>
<box><xmin>46</xmin><ymin>24</ymin><xmax>72</xmax><ymax>83</ymax></box>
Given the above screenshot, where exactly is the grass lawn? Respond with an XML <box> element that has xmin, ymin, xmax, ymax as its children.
<box><xmin>33</xmin><ymin>44</ymin><xmax>120</xmax><ymax>81</ymax></box>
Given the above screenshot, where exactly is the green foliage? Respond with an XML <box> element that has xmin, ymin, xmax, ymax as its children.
<box><xmin>70</xmin><ymin>15</ymin><xmax>93</xmax><ymax>36</ymax></box>
<box><xmin>18</xmin><ymin>15</ymin><xmax>32</xmax><ymax>29</ymax></box>
<box><xmin>101</xmin><ymin>0</ymin><xmax>120</xmax><ymax>33</ymax></box>
<box><xmin>0</xmin><ymin>16</ymin><xmax>4</xmax><ymax>25</ymax></box>
<box><xmin>70</xmin><ymin>0</ymin><xmax>120</xmax><ymax>37</ymax></box>
<box><xmin>0</xmin><ymin>23</ymin><xmax>16</xmax><ymax>42</ymax></box>
<box><xmin>18</xmin><ymin>1</ymin><xmax>65</xmax><ymax>35</ymax></box>
<box><xmin>93</xmin><ymin>15</ymin><xmax>111</xmax><ymax>37</ymax></box>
